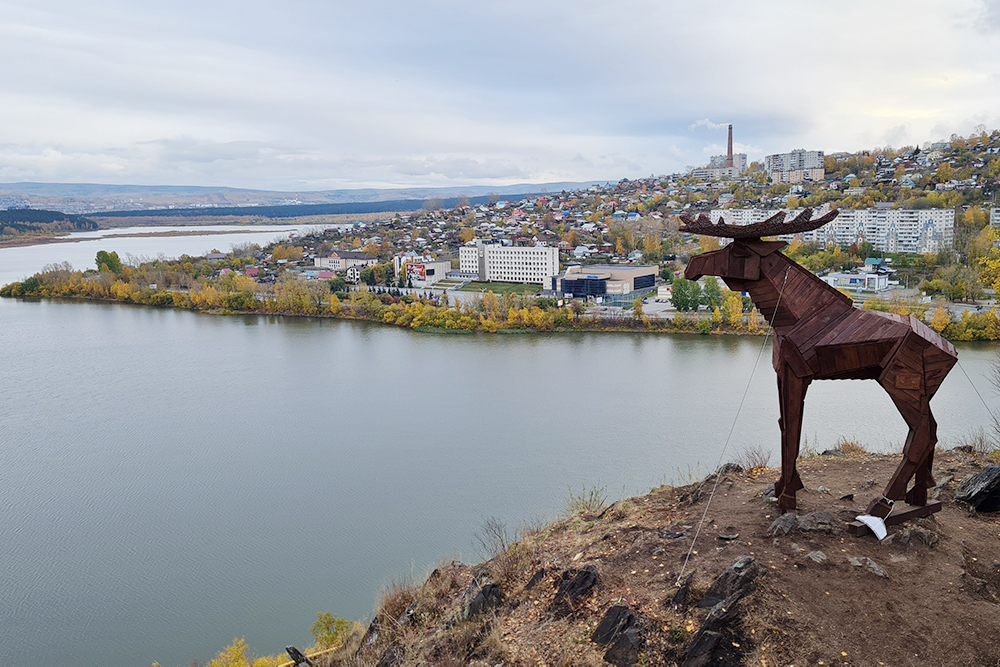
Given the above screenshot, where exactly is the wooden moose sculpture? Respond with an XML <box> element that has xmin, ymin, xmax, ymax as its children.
<box><xmin>680</xmin><ymin>208</ymin><xmax>957</xmax><ymax>521</ymax></box>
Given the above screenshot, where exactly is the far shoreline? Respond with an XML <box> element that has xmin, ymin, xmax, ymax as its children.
<box><xmin>0</xmin><ymin>227</ymin><xmax>282</xmax><ymax>249</ymax></box>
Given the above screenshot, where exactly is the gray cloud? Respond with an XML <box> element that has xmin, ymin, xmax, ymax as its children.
<box><xmin>0</xmin><ymin>0</ymin><xmax>997</xmax><ymax>189</ymax></box>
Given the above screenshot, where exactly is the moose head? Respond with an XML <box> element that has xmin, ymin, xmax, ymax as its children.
<box><xmin>680</xmin><ymin>208</ymin><xmax>838</xmax><ymax>291</ymax></box>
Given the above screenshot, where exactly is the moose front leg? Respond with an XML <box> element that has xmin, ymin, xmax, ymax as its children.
<box><xmin>774</xmin><ymin>364</ymin><xmax>811</xmax><ymax>511</ymax></box>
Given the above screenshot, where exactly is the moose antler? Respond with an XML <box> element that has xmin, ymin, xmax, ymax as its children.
<box><xmin>678</xmin><ymin>208</ymin><xmax>838</xmax><ymax>239</ymax></box>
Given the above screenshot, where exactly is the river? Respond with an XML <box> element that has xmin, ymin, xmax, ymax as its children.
<box><xmin>0</xmin><ymin>228</ymin><xmax>997</xmax><ymax>666</ymax></box>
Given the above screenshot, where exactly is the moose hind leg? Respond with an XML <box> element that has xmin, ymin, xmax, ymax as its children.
<box><xmin>868</xmin><ymin>387</ymin><xmax>935</xmax><ymax>517</ymax></box>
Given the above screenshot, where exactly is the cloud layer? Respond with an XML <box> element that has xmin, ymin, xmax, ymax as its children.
<box><xmin>1</xmin><ymin>0</ymin><xmax>999</xmax><ymax>189</ymax></box>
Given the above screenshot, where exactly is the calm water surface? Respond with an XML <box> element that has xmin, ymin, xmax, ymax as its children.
<box><xmin>0</xmin><ymin>231</ymin><xmax>997</xmax><ymax>666</ymax></box>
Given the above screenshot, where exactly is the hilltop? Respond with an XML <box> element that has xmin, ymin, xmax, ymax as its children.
<box><xmin>302</xmin><ymin>447</ymin><xmax>1000</xmax><ymax>667</ymax></box>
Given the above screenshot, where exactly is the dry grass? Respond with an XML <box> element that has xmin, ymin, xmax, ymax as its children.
<box><xmin>835</xmin><ymin>437</ymin><xmax>867</xmax><ymax>457</ymax></box>
<box><xmin>737</xmin><ymin>443</ymin><xmax>772</xmax><ymax>473</ymax></box>
<box><xmin>954</xmin><ymin>427</ymin><xmax>998</xmax><ymax>456</ymax></box>
<box><xmin>374</xmin><ymin>578</ymin><xmax>418</xmax><ymax>632</ymax></box>
<box><xmin>475</xmin><ymin>518</ymin><xmax>537</xmax><ymax>587</ymax></box>
<box><xmin>564</xmin><ymin>486</ymin><xmax>608</xmax><ymax>516</ymax></box>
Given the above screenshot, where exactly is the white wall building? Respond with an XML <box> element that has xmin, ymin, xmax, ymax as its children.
<box><xmin>709</xmin><ymin>153</ymin><xmax>748</xmax><ymax>173</ymax></box>
<box><xmin>991</xmin><ymin>207</ymin><xmax>1000</xmax><ymax>229</ymax></box>
<box><xmin>709</xmin><ymin>206</ymin><xmax>954</xmax><ymax>254</ymax></box>
<box><xmin>459</xmin><ymin>241</ymin><xmax>559</xmax><ymax>285</ymax></box>
<box><xmin>765</xmin><ymin>149</ymin><xmax>824</xmax><ymax>173</ymax></box>
<box><xmin>314</xmin><ymin>251</ymin><xmax>378</xmax><ymax>271</ymax></box>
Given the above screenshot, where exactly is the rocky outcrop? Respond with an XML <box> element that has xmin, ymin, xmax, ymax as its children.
<box><xmin>955</xmin><ymin>466</ymin><xmax>1000</xmax><ymax>512</ymax></box>
<box><xmin>550</xmin><ymin>565</ymin><xmax>598</xmax><ymax>614</ymax></box>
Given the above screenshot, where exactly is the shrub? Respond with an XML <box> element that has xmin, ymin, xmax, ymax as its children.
<box><xmin>311</xmin><ymin>611</ymin><xmax>353</xmax><ymax>649</ymax></box>
<box><xmin>737</xmin><ymin>444</ymin><xmax>771</xmax><ymax>473</ymax></box>
<box><xmin>565</xmin><ymin>485</ymin><xmax>607</xmax><ymax>515</ymax></box>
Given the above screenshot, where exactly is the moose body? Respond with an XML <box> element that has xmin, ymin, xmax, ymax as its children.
<box><xmin>682</xmin><ymin>211</ymin><xmax>957</xmax><ymax>517</ymax></box>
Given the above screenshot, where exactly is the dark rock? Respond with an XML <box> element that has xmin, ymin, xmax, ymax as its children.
<box><xmin>796</xmin><ymin>511</ymin><xmax>837</xmax><ymax>532</ymax></box>
<box><xmin>551</xmin><ymin>565</ymin><xmax>598</xmax><ymax>612</ymax></box>
<box><xmin>671</xmin><ymin>571</ymin><xmax>694</xmax><ymax>608</ymax></box>
<box><xmin>396</xmin><ymin>600</ymin><xmax>417</xmax><ymax>626</ymax></box>
<box><xmin>603</xmin><ymin>628</ymin><xmax>641</xmax><ymax>667</ymax></box>
<box><xmin>955</xmin><ymin>466</ymin><xmax>1000</xmax><ymax>512</ymax></box>
<box><xmin>462</xmin><ymin>583</ymin><xmax>500</xmax><ymax>620</ymax></box>
<box><xmin>760</xmin><ymin>483</ymin><xmax>777</xmax><ymax>498</ymax></box>
<box><xmin>285</xmin><ymin>645</ymin><xmax>313</xmax><ymax>666</ymax></box>
<box><xmin>717</xmin><ymin>462</ymin><xmax>744</xmax><ymax>474</ymax></box>
<box><xmin>681</xmin><ymin>629</ymin><xmax>722</xmax><ymax>667</ymax></box>
<box><xmin>360</xmin><ymin>617</ymin><xmax>380</xmax><ymax>649</ymax></box>
<box><xmin>822</xmin><ymin>448</ymin><xmax>845</xmax><ymax>457</ymax></box>
<box><xmin>525</xmin><ymin>567</ymin><xmax>546</xmax><ymax>590</ymax></box>
<box><xmin>681</xmin><ymin>594</ymin><xmax>741</xmax><ymax>667</ymax></box>
<box><xmin>953</xmin><ymin>444</ymin><xmax>975</xmax><ymax>454</ymax></box>
<box><xmin>658</xmin><ymin>528</ymin><xmax>689</xmax><ymax>539</ymax></box>
<box><xmin>696</xmin><ymin>556</ymin><xmax>760</xmax><ymax>608</ymax></box>
<box><xmin>591</xmin><ymin>605</ymin><xmax>634</xmax><ymax>645</ymax></box>
<box><xmin>374</xmin><ymin>645</ymin><xmax>403</xmax><ymax>667</ymax></box>
<box><xmin>839</xmin><ymin>493</ymin><xmax>855</xmax><ymax>501</ymax></box>
<box><xmin>767</xmin><ymin>513</ymin><xmax>796</xmax><ymax>536</ymax></box>
<box><xmin>717</xmin><ymin>533</ymin><xmax>739</xmax><ymax>541</ymax></box>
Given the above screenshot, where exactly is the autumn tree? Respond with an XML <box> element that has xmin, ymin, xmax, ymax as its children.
<box><xmin>929</xmin><ymin>306</ymin><xmax>951</xmax><ymax>333</ymax></box>
<box><xmin>95</xmin><ymin>250</ymin><xmax>122</xmax><ymax>274</ymax></box>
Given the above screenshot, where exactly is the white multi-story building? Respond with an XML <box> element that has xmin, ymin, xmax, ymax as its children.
<box><xmin>991</xmin><ymin>207</ymin><xmax>1000</xmax><ymax>229</ymax></box>
<box><xmin>691</xmin><ymin>166</ymin><xmax>742</xmax><ymax>181</ymax></box>
<box><xmin>709</xmin><ymin>153</ymin><xmax>748</xmax><ymax>173</ymax></box>
<box><xmin>765</xmin><ymin>149</ymin><xmax>824</xmax><ymax>173</ymax></box>
<box><xmin>459</xmin><ymin>241</ymin><xmax>560</xmax><ymax>285</ymax></box>
<box><xmin>765</xmin><ymin>149</ymin><xmax>825</xmax><ymax>183</ymax></box>
<box><xmin>709</xmin><ymin>206</ymin><xmax>954</xmax><ymax>254</ymax></box>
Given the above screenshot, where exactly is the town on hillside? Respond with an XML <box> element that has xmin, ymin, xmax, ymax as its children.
<box><xmin>6</xmin><ymin>128</ymin><xmax>1000</xmax><ymax>338</ymax></box>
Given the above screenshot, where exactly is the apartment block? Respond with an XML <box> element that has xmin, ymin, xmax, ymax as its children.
<box><xmin>710</xmin><ymin>206</ymin><xmax>954</xmax><ymax>254</ymax></box>
<box><xmin>458</xmin><ymin>241</ymin><xmax>559</xmax><ymax>285</ymax></box>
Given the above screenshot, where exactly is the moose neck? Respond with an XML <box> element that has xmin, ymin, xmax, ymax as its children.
<box><xmin>735</xmin><ymin>251</ymin><xmax>853</xmax><ymax>332</ymax></box>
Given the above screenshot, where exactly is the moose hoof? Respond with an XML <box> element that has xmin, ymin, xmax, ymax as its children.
<box><xmin>866</xmin><ymin>498</ymin><xmax>893</xmax><ymax>518</ymax></box>
<box><xmin>777</xmin><ymin>494</ymin><xmax>797</xmax><ymax>511</ymax></box>
<box><xmin>905</xmin><ymin>487</ymin><xmax>928</xmax><ymax>506</ymax></box>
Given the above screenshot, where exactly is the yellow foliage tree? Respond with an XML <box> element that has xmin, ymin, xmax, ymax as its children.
<box><xmin>722</xmin><ymin>293</ymin><xmax>743</xmax><ymax>328</ymax></box>
<box><xmin>929</xmin><ymin>306</ymin><xmax>951</xmax><ymax>333</ymax></box>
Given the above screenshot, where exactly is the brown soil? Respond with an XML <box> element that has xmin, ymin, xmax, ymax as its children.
<box><xmin>320</xmin><ymin>448</ymin><xmax>1000</xmax><ymax>667</ymax></box>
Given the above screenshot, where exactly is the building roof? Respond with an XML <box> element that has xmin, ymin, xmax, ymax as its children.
<box><xmin>331</xmin><ymin>250</ymin><xmax>375</xmax><ymax>260</ymax></box>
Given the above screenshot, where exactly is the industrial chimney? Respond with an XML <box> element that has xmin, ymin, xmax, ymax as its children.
<box><xmin>726</xmin><ymin>124</ymin><xmax>734</xmax><ymax>168</ymax></box>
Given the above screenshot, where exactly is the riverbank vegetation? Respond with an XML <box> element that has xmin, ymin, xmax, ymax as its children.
<box><xmin>3</xmin><ymin>245</ymin><xmax>1000</xmax><ymax>340</ymax></box>
<box><xmin>1</xmin><ymin>250</ymin><xmax>774</xmax><ymax>336</ymax></box>
<box><xmin>0</xmin><ymin>209</ymin><xmax>98</xmax><ymax>246</ymax></box>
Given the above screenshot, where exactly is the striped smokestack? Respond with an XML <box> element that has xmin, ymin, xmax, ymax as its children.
<box><xmin>727</xmin><ymin>124</ymin><xmax>733</xmax><ymax>168</ymax></box>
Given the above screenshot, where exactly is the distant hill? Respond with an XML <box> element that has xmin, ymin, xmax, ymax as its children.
<box><xmin>0</xmin><ymin>181</ymin><xmax>604</xmax><ymax>215</ymax></box>
<box><xmin>0</xmin><ymin>208</ymin><xmax>97</xmax><ymax>242</ymax></box>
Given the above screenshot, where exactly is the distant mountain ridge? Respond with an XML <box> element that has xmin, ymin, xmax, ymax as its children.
<box><xmin>0</xmin><ymin>181</ymin><xmax>604</xmax><ymax>214</ymax></box>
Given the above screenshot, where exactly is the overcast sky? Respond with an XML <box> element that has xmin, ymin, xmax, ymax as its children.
<box><xmin>2</xmin><ymin>0</ymin><xmax>999</xmax><ymax>191</ymax></box>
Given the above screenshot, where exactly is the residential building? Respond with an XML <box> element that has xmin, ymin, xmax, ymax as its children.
<box><xmin>766</xmin><ymin>149</ymin><xmax>825</xmax><ymax>183</ymax></box>
<box><xmin>709</xmin><ymin>153</ymin><xmax>748</xmax><ymax>173</ymax></box>
<box><xmin>765</xmin><ymin>149</ymin><xmax>824</xmax><ymax>172</ymax></box>
<box><xmin>314</xmin><ymin>250</ymin><xmax>378</xmax><ymax>271</ymax></box>
<box><xmin>770</xmin><ymin>167</ymin><xmax>825</xmax><ymax>184</ymax></box>
<box><xmin>710</xmin><ymin>206</ymin><xmax>954</xmax><ymax>254</ymax></box>
<box><xmin>458</xmin><ymin>240</ymin><xmax>559</xmax><ymax>285</ymax></box>
<box><xmin>991</xmin><ymin>207</ymin><xmax>1000</xmax><ymax>229</ymax></box>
